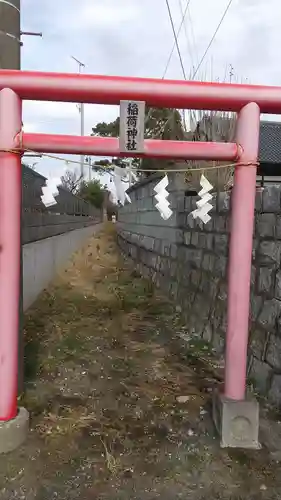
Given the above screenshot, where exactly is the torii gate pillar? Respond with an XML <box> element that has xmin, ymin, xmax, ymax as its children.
<box><xmin>0</xmin><ymin>88</ymin><xmax>29</xmax><ymax>454</ymax></box>
<box><xmin>212</xmin><ymin>103</ymin><xmax>260</xmax><ymax>449</ymax></box>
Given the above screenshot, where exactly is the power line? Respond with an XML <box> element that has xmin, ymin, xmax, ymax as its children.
<box><xmin>192</xmin><ymin>0</ymin><xmax>234</xmax><ymax>80</ymax></box>
<box><xmin>159</xmin><ymin>0</ymin><xmax>235</xmax><ymax>157</ymax></box>
<box><xmin>165</xmin><ymin>0</ymin><xmax>187</xmax><ymax>80</ymax></box>
<box><xmin>187</xmin><ymin>3</ymin><xmax>198</xmax><ymax>67</ymax></box>
<box><xmin>163</xmin><ymin>0</ymin><xmax>191</xmax><ymax>79</ymax></box>
<box><xmin>165</xmin><ymin>0</ymin><xmax>193</xmax><ymax>130</ymax></box>
<box><xmin>177</xmin><ymin>0</ymin><xmax>195</xmax><ymax>72</ymax></box>
<box><xmin>144</xmin><ymin>0</ymin><xmax>191</xmax><ymax>129</ymax></box>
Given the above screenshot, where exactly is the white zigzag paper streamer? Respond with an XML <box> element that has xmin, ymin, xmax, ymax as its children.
<box><xmin>125</xmin><ymin>165</ymin><xmax>138</xmax><ymax>183</ymax></box>
<box><xmin>154</xmin><ymin>175</ymin><xmax>173</xmax><ymax>220</ymax></box>
<box><xmin>41</xmin><ymin>177</ymin><xmax>61</xmax><ymax>207</ymax></box>
<box><xmin>191</xmin><ymin>174</ymin><xmax>213</xmax><ymax>224</ymax></box>
<box><xmin>113</xmin><ymin>166</ymin><xmax>132</xmax><ymax>205</ymax></box>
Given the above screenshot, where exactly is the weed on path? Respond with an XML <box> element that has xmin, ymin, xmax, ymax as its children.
<box><xmin>0</xmin><ymin>225</ymin><xmax>280</xmax><ymax>499</ymax></box>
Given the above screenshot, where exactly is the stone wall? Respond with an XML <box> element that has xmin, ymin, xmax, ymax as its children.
<box><xmin>22</xmin><ymin>213</ymin><xmax>102</xmax><ymax>244</ymax></box>
<box><xmin>117</xmin><ymin>174</ymin><xmax>281</xmax><ymax>406</ymax></box>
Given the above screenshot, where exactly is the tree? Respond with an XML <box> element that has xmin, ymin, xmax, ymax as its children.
<box><xmin>184</xmin><ymin>110</ymin><xmax>237</xmax><ymax>191</ymax></box>
<box><xmin>92</xmin><ymin>118</ymin><xmax>120</xmax><ymax>138</ymax></box>
<box><xmin>90</xmin><ymin>158</ymin><xmax>114</xmax><ymax>174</ymax></box>
<box><xmin>61</xmin><ymin>169</ymin><xmax>108</xmax><ymax>209</ymax></box>
<box><xmin>78</xmin><ymin>179</ymin><xmax>105</xmax><ymax>209</ymax></box>
<box><xmin>91</xmin><ymin>107</ymin><xmax>185</xmax><ymax>176</ymax></box>
<box><xmin>60</xmin><ymin>169</ymin><xmax>82</xmax><ymax>193</ymax></box>
<box><xmin>91</xmin><ymin>107</ymin><xmax>184</xmax><ymax>141</ymax></box>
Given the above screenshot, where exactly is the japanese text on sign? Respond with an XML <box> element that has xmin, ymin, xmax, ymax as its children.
<box><xmin>119</xmin><ymin>100</ymin><xmax>145</xmax><ymax>154</ymax></box>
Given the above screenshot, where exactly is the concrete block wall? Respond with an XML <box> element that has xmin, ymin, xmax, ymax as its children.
<box><xmin>117</xmin><ymin>176</ymin><xmax>281</xmax><ymax>406</ymax></box>
<box><xmin>23</xmin><ymin>213</ymin><xmax>102</xmax><ymax>244</ymax></box>
<box><xmin>23</xmin><ymin>223</ymin><xmax>102</xmax><ymax>311</ymax></box>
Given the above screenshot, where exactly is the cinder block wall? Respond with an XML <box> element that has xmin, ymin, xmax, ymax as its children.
<box><xmin>23</xmin><ymin>223</ymin><xmax>102</xmax><ymax>311</ymax></box>
<box><xmin>117</xmin><ymin>175</ymin><xmax>281</xmax><ymax>406</ymax></box>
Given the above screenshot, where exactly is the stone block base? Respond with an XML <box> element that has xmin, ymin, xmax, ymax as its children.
<box><xmin>0</xmin><ymin>407</ymin><xmax>29</xmax><ymax>454</ymax></box>
<box><xmin>212</xmin><ymin>390</ymin><xmax>260</xmax><ymax>449</ymax></box>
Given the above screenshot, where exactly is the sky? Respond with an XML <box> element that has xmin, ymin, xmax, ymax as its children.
<box><xmin>20</xmin><ymin>0</ymin><xmax>281</xmax><ymax>188</ymax></box>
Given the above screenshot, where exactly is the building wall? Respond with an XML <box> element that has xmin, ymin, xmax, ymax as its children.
<box><xmin>23</xmin><ymin>223</ymin><xmax>102</xmax><ymax>311</ymax></box>
<box><xmin>117</xmin><ymin>175</ymin><xmax>281</xmax><ymax>406</ymax></box>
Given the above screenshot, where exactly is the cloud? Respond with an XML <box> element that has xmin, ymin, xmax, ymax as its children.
<box><xmin>22</xmin><ymin>101</ymin><xmax>119</xmax><ymax>138</ymax></box>
<box><xmin>20</xmin><ymin>0</ymin><xmax>281</xmax><ymax>184</ymax></box>
<box><xmin>72</xmin><ymin>1</ymin><xmax>141</xmax><ymax>30</ymax></box>
<box><xmin>22</xmin><ymin>122</ymin><xmax>39</xmax><ymax>133</ymax></box>
<box><xmin>23</xmin><ymin>101</ymin><xmax>78</xmax><ymax>120</ymax></box>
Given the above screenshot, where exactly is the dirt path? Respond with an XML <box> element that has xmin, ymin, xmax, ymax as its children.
<box><xmin>0</xmin><ymin>224</ymin><xmax>281</xmax><ymax>499</ymax></box>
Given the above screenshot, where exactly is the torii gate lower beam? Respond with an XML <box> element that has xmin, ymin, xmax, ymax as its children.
<box><xmin>20</xmin><ymin>133</ymin><xmax>238</xmax><ymax>161</ymax></box>
<box><xmin>0</xmin><ymin>69</ymin><xmax>275</xmax><ymax>452</ymax></box>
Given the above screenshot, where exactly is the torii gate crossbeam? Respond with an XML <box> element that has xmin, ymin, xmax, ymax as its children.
<box><xmin>0</xmin><ymin>69</ymin><xmax>281</xmax><ymax>112</ymax></box>
<box><xmin>0</xmin><ymin>69</ymin><xmax>276</xmax><ymax>451</ymax></box>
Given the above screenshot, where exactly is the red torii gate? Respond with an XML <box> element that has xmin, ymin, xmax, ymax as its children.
<box><xmin>0</xmin><ymin>69</ymin><xmax>277</xmax><ymax>449</ymax></box>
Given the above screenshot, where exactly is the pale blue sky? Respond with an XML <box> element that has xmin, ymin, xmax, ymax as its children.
<box><xmin>21</xmin><ymin>0</ymin><xmax>281</xmax><ymax>188</ymax></box>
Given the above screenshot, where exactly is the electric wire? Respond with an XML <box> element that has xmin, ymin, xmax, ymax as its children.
<box><xmin>159</xmin><ymin>0</ymin><xmax>236</xmax><ymax>138</ymax></box>
<box><xmin>26</xmin><ymin>0</ymin><xmax>235</xmax><ymax>183</ymax></box>
<box><xmin>191</xmin><ymin>0</ymin><xmax>235</xmax><ymax>80</ymax></box>
<box><xmin>187</xmin><ymin>3</ymin><xmax>198</xmax><ymax>68</ymax></box>
<box><xmin>163</xmin><ymin>0</ymin><xmax>191</xmax><ymax>79</ymax></box>
<box><xmin>165</xmin><ymin>0</ymin><xmax>187</xmax><ymax>80</ymax></box>
<box><xmin>144</xmin><ymin>0</ymin><xmax>192</xmax><ymax>132</ymax></box>
<box><xmin>176</xmin><ymin>0</ymin><xmax>195</xmax><ymax>72</ymax></box>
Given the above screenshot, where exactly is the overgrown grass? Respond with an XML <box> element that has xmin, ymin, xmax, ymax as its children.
<box><xmin>13</xmin><ymin>225</ymin><xmax>279</xmax><ymax>500</ymax></box>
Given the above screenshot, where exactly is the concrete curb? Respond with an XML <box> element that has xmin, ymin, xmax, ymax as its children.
<box><xmin>0</xmin><ymin>407</ymin><xmax>29</xmax><ymax>454</ymax></box>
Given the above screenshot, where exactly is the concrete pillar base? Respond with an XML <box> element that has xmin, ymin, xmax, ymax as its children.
<box><xmin>212</xmin><ymin>389</ymin><xmax>260</xmax><ymax>449</ymax></box>
<box><xmin>0</xmin><ymin>407</ymin><xmax>29</xmax><ymax>454</ymax></box>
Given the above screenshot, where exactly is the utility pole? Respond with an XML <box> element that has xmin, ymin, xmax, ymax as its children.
<box><xmin>85</xmin><ymin>157</ymin><xmax>92</xmax><ymax>182</ymax></box>
<box><xmin>0</xmin><ymin>1</ymin><xmax>42</xmax><ymax>69</ymax></box>
<box><xmin>71</xmin><ymin>55</ymin><xmax>85</xmax><ymax>183</ymax></box>
<box><xmin>0</xmin><ymin>0</ymin><xmax>21</xmax><ymax>69</ymax></box>
<box><xmin>0</xmin><ymin>0</ymin><xmax>42</xmax><ymax>396</ymax></box>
